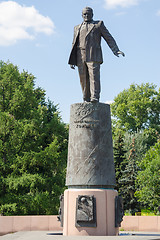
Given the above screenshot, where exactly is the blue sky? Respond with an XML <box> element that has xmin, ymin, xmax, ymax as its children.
<box><xmin>0</xmin><ymin>0</ymin><xmax>160</xmax><ymax>123</ymax></box>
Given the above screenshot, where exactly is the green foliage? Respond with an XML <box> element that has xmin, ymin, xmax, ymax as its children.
<box><xmin>111</xmin><ymin>83</ymin><xmax>160</xmax><ymax>132</ymax></box>
<box><xmin>123</xmin><ymin>129</ymin><xmax>158</xmax><ymax>163</ymax></box>
<box><xmin>113</xmin><ymin>133</ymin><xmax>127</xmax><ymax>191</ymax></box>
<box><xmin>135</xmin><ymin>140</ymin><xmax>160</xmax><ymax>213</ymax></box>
<box><xmin>119</xmin><ymin>138</ymin><xmax>141</xmax><ymax>215</ymax></box>
<box><xmin>111</xmin><ymin>83</ymin><xmax>160</xmax><ymax>213</ymax></box>
<box><xmin>141</xmin><ymin>209</ymin><xmax>157</xmax><ymax>216</ymax></box>
<box><xmin>113</xmin><ymin>129</ymin><xmax>159</xmax><ymax>214</ymax></box>
<box><xmin>0</xmin><ymin>61</ymin><xmax>68</xmax><ymax>215</ymax></box>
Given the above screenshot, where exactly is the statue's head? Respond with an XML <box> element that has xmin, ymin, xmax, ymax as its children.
<box><xmin>82</xmin><ymin>7</ymin><xmax>93</xmax><ymax>22</ymax></box>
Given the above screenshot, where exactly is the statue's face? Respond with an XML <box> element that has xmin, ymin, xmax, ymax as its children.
<box><xmin>82</xmin><ymin>9</ymin><xmax>93</xmax><ymax>22</ymax></box>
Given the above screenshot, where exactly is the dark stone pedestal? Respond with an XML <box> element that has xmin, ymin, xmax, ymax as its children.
<box><xmin>66</xmin><ymin>102</ymin><xmax>116</xmax><ymax>188</ymax></box>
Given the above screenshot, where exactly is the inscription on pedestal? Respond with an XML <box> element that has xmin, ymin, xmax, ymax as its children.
<box><xmin>74</xmin><ymin>120</ymin><xmax>99</xmax><ymax>129</ymax></box>
<box><xmin>76</xmin><ymin>195</ymin><xmax>96</xmax><ymax>227</ymax></box>
<box><xmin>73</xmin><ymin>104</ymin><xmax>100</xmax><ymax>129</ymax></box>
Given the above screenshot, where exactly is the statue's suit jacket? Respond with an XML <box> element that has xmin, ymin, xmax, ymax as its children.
<box><xmin>68</xmin><ymin>20</ymin><xmax>119</xmax><ymax>66</ymax></box>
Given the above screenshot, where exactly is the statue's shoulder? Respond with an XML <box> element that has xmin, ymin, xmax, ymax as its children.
<box><xmin>93</xmin><ymin>20</ymin><xmax>101</xmax><ymax>24</ymax></box>
<box><xmin>74</xmin><ymin>24</ymin><xmax>81</xmax><ymax>30</ymax></box>
<box><xmin>93</xmin><ymin>20</ymin><xmax>104</xmax><ymax>26</ymax></box>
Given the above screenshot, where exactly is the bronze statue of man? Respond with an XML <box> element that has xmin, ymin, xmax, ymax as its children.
<box><xmin>68</xmin><ymin>7</ymin><xmax>125</xmax><ymax>102</ymax></box>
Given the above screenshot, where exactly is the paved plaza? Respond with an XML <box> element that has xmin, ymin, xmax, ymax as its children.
<box><xmin>1</xmin><ymin>231</ymin><xmax>160</xmax><ymax>240</ymax></box>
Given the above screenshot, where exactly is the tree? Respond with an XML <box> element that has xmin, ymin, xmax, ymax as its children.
<box><xmin>111</xmin><ymin>83</ymin><xmax>160</xmax><ymax>132</ymax></box>
<box><xmin>118</xmin><ymin>138</ymin><xmax>141</xmax><ymax>215</ymax></box>
<box><xmin>0</xmin><ymin>61</ymin><xmax>68</xmax><ymax>215</ymax></box>
<box><xmin>113</xmin><ymin>133</ymin><xmax>127</xmax><ymax>192</ymax></box>
<box><xmin>135</xmin><ymin>140</ymin><xmax>160</xmax><ymax>213</ymax></box>
<box><xmin>111</xmin><ymin>83</ymin><xmax>160</xmax><ymax>214</ymax></box>
<box><xmin>114</xmin><ymin>130</ymin><xmax>157</xmax><ymax>214</ymax></box>
<box><xmin>123</xmin><ymin>129</ymin><xmax>157</xmax><ymax>163</ymax></box>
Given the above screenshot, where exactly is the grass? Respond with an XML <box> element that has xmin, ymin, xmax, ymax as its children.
<box><xmin>140</xmin><ymin>209</ymin><xmax>157</xmax><ymax>216</ymax></box>
<box><xmin>125</xmin><ymin>209</ymin><xmax>158</xmax><ymax>216</ymax></box>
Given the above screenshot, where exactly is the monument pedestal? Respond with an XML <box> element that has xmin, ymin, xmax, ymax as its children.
<box><xmin>63</xmin><ymin>189</ymin><xmax>119</xmax><ymax>236</ymax></box>
<box><xmin>62</xmin><ymin>103</ymin><xmax>123</xmax><ymax>236</ymax></box>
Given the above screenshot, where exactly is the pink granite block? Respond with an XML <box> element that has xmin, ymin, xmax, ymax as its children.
<box><xmin>48</xmin><ymin>215</ymin><xmax>63</xmax><ymax>231</ymax></box>
<box><xmin>106</xmin><ymin>190</ymin><xmax>119</xmax><ymax>235</ymax></box>
<box><xmin>31</xmin><ymin>216</ymin><xmax>49</xmax><ymax>231</ymax></box>
<box><xmin>158</xmin><ymin>216</ymin><xmax>160</xmax><ymax>232</ymax></box>
<box><xmin>139</xmin><ymin>216</ymin><xmax>158</xmax><ymax>232</ymax></box>
<box><xmin>13</xmin><ymin>216</ymin><xmax>31</xmax><ymax>232</ymax></box>
<box><xmin>63</xmin><ymin>189</ymin><xmax>118</xmax><ymax>236</ymax></box>
<box><xmin>0</xmin><ymin>216</ymin><xmax>13</xmax><ymax>235</ymax></box>
<box><xmin>121</xmin><ymin>216</ymin><xmax>139</xmax><ymax>231</ymax></box>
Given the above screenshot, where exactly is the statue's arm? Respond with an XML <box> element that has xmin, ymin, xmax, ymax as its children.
<box><xmin>100</xmin><ymin>21</ymin><xmax>125</xmax><ymax>57</ymax></box>
<box><xmin>69</xmin><ymin>26</ymin><xmax>79</xmax><ymax>69</ymax></box>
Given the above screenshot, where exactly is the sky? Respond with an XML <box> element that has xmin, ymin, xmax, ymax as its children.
<box><xmin>0</xmin><ymin>0</ymin><xmax>160</xmax><ymax>123</ymax></box>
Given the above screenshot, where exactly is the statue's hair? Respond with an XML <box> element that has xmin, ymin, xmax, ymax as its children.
<box><xmin>82</xmin><ymin>7</ymin><xmax>93</xmax><ymax>14</ymax></box>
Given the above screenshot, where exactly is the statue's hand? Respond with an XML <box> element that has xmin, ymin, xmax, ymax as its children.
<box><xmin>115</xmin><ymin>51</ymin><xmax>125</xmax><ymax>57</ymax></box>
<box><xmin>70</xmin><ymin>65</ymin><xmax>75</xmax><ymax>69</ymax></box>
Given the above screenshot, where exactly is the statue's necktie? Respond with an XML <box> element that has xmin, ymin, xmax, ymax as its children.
<box><xmin>84</xmin><ymin>22</ymin><xmax>88</xmax><ymax>32</ymax></box>
<box><xmin>79</xmin><ymin>23</ymin><xmax>89</xmax><ymax>48</ymax></box>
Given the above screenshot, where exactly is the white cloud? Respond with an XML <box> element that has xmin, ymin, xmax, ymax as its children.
<box><xmin>0</xmin><ymin>1</ymin><xmax>55</xmax><ymax>46</ymax></box>
<box><xmin>104</xmin><ymin>0</ymin><xmax>139</xmax><ymax>9</ymax></box>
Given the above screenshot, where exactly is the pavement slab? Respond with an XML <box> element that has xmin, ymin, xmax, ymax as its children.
<box><xmin>1</xmin><ymin>231</ymin><xmax>160</xmax><ymax>240</ymax></box>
